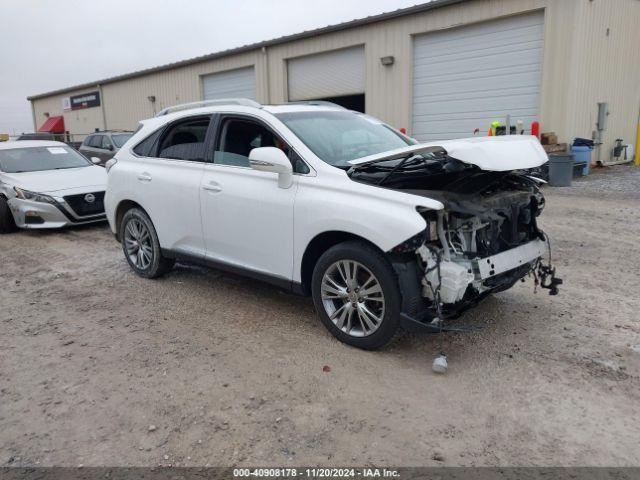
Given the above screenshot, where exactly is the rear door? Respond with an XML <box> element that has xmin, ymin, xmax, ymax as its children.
<box><xmin>129</xmin><ymin>115</ymin><xmax>212</xmax><ymax>257</ymax></box>
<box><xmin>199</xmin><ymin>115</ymin><xmax>299</xmax><ymax>280</ymax></box>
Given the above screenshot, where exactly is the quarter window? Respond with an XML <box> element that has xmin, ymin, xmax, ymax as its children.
<box><xmin>83</xmin><ymin>135</ymin><xmax>95</xmax><ymax>147</ymax></box>
<box><xmin>157</xmin><ymin>117</ymin><xmax>210</xmax><ymax>162</ymax></box>
<box><xmin>132</xmin><ymin>129</ymin><xmax>162</xmax><ymax>157</ymax></box>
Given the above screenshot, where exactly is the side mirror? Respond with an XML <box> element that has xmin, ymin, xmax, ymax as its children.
<box><xmin>107</xmin><ymin>144</ymin><xmax>114</xmax><ymax>151</ymax></box>
<box><xmin>249</xmin><ymin>147</ymin><xmax>293</xmax><ymax>189</ymax></box>
<box><xmin>91</xmin><ymin>157</ymin><xmax>101</xmax><ymax>165</ymax></box>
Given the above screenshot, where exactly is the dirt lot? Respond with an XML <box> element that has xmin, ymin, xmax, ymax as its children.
<box><xmin>1</xmin><ymin>165</ymin><xmax>639</xmax><ymax>467</ymax></box>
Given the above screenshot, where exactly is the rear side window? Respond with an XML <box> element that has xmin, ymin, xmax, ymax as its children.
<box><xmin>157</xmin><ymin>117</ymin><xmax>210</xmax><ymax>162</ymax></box>
<box><xmin>83</xmin><ymin>135</ymin><xmax>94</xmax><ymax>147</ymax></box>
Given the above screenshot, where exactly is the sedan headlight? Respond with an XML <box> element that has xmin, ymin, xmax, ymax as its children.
<box><xmin>14</xmin><ymin>187</ymin><xmax>56</xmax><ymax>204</ymax></box>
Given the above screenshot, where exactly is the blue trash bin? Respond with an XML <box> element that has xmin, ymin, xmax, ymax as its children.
<box><xmin>571</xmin><ymin>145</ymin><xmax>592</xmax><ymax>175</ymax></box>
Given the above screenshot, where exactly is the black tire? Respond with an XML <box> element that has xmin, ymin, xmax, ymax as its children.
<box><xmin>311</xmin><ymin>240</ymin><xmax>402</xmax><ymax>350</ymax></box>
<box><xmin>0</xmin><ymin>197</ymin><xmax>17</xmax><ymax>234</ymax></box>
<box><xmin>120</xmin><ymin>207</ymin><xmax>174</xmax><ymax>278</ymax></box>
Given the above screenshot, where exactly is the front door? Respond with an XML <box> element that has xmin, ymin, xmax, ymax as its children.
<box><xmin>200</xmin><ymin>116</ymin><xmax>298</xmax><ymax>281</ymax></box>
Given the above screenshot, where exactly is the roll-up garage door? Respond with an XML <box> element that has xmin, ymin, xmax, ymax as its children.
<box><xmin>287</xmin><ymin>46</ymin><xmax>365</xmax><ymax>101</ymax></box>
<box><xmin>202</xmin><ymin>67</ymin><xmax>256</xmax><ymax>100</ymax></box>
<box><xmin>412</xmin><ymin>12</ymin><xmax>544</xmax><ymax>141</ymax></box>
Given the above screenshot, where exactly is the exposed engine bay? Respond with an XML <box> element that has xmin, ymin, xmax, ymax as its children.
<box><xmin>350</xmin><ymin>152</ymin><xmax>562</xmax><ymax>329</ymax></box>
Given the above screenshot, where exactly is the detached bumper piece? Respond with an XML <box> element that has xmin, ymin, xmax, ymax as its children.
<box><xmin>400</xmin><ymin>312</ymin><xmax>484</xmax><ymax>333</ymax></box>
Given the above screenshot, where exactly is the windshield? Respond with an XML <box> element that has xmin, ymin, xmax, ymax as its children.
<box><xmin>275</xmin><ymin>111</ymin><xmax>413</xmax><ymax>167</ymax></box>
<box><xmin>112</xmin><ymin>133</ymin><xmax>133</xmax><ymax>148</ymax></box>
<box><xmin>0</xmin><ymin>146</ymin><xmax>91</xmax><ymax>173</ymax></box>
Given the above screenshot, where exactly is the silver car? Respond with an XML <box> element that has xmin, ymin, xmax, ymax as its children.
<box><xmin>79</xmin><ymin>131</ymin><xmax>133</xmax><ymax>165</ymax></box>
<box><xmin>0</xmin><ymin>141</ymin><xmax>107</xmax><ymax>232</ymax></box>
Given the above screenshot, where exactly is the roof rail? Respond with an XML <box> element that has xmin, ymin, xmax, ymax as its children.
<box><xmin>156</xmin><ymin>98</ymin><xmax>262</xmax><ymax>116</ymax></box>
<box><xmin>286</xmin><ymin>100</ymin><xmax>346</xmax><ymax>109</ymax></box>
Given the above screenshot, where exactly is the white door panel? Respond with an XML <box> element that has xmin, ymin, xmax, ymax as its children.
<box><xmin>412</xmin><ymin>11</ymin><xmax>544</xmax><ymax>141</ymax></box>
<box><xmin>132</xmin><ymin>158</ymin><xmax>205</xmax><ymax>256</ymax></box>
<box><xmin>200</xmin><ymin>165</ymin><xmax>297</xmax><ymax>280</ymax></box>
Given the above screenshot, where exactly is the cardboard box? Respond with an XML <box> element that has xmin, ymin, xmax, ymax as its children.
<box><xmin>541</xmin><ymin>132</ymin><xmax>558</xmax><ymax>145</ymax></box>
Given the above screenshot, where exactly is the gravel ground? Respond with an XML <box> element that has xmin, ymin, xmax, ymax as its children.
<box><xmin>1</xmin><ymin>165</ymin><xmax>639</xmax><ymax>467</ymax></box>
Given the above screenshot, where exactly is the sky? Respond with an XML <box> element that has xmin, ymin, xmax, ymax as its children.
<box><xmin>0</xmin><ymin>0</ymin><xmax>422</xmax><ymax>134</ymax></box>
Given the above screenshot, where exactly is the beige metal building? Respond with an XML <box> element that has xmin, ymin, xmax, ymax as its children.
<box><xmin>28</xmin><ymin>0</ymin><xmax>640</xmax><ymax>164</ymax></box>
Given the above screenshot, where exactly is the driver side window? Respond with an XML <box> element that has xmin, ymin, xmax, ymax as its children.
<box><xmin>214</xmin><ymin>118</ymin><xmax>309</xmax><ymax>173</ymax></box>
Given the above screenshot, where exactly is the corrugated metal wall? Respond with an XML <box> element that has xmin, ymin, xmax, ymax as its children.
<box><xmin>31</xmin><ymin>0</ymin><xmax>640</xmax><ymax>161</ymax></box>
<box><xmin>102</xmin><ymin>50</ymin><xmax>266</xmax><ymax>131</ymax></box>
<box><xmin>564</xmin><ymin>0</ymin><xmax>640</xmax><ymax>163</ymax></box>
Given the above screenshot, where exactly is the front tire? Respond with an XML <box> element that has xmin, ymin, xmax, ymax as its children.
<box><xmin>0</xmin><ymin>197</ymin><xmax>17</xmax><ymax>234</ymax></box>
<box><xmin>120</xmin><ymin>208</ymin><xmax>174</xmax><ymax>278</ymax></box>
<box><xmin>311</xmin><ymin>241</ymin><xmax>402</xmax><ymax>350</ymax></box>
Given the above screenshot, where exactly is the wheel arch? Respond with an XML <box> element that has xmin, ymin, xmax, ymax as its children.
<box><xmin>114</xmin><ymin>199</ymin><xmax>147</xmax><ymax>241</ymax></box>
<box><xmin>299</xmin><ymin>231</ymin><xmax>385</xmax><ymax>295</ymax></box>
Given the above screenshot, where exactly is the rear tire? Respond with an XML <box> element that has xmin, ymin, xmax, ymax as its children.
<box><xmin>0</xmin><ymin>197</ymin><xmax>17</xmax><ymax>234</ymax></box>
<box><xmin>311</xmin><ymin>240</ymin><xmax>401</xmax><ymax>350</ymax></box>
<box><xmin>120</xmin><ymin>208</ymin><xmax>174</xmax><ymax>278</ymax></box>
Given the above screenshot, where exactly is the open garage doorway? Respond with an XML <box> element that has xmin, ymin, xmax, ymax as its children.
<box><xmin>311</xmin><ymin>94</ymin><xmax>365</xmax><ymax>112</ymax></box>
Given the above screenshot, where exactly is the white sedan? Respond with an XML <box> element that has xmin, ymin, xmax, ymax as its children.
<box><xmin>0</xmin><ymin>140</ymin><xmax>107</xmax><ymax>232</ymax></box>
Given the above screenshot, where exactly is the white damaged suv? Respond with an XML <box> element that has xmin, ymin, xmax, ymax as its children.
<box><xmin>105</xmin><ymin>100</ymin><xmax>561</xmax><ymax>349</ymax></box>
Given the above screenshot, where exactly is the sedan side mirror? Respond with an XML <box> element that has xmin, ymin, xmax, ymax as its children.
<box><xmin>249</xmin><ymin>147</ymin><xmax>293</xmax><ymax>189</ymax></box>
<box><xmin>91</xmin><ymin>157</ymin><xmax>101</xmax><ymax>165</ymax></box>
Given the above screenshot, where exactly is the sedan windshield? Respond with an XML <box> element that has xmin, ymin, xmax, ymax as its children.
<box><xmin>275</xmin><ymin>111</ymin><xmax>413</xmax><ymax>167</ymax></box>
<box><xmin>112</xmin><ymin>133</ymin><xmax>133</xmax><ymax>148</ymax></box>
<box><xmin>0</xmin><ymin>146</ymin><xmax>91</xmax><ymax>173</ymax></box>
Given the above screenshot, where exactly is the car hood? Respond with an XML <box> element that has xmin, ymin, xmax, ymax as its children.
<box><xmin>349</xmin><ymin>135</ymin><xmax>548</xmax><ymax>172</ymax></box>
<box><xmin>2</xmin><ymin>166</ymin><xmax>107</xmax><ymax>194</ymax></box>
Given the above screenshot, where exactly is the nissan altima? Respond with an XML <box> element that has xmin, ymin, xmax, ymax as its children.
<box><xmin>0</xmin><ymin>140</ymin><xmax>107</xmax><ymax>232</ymax></box>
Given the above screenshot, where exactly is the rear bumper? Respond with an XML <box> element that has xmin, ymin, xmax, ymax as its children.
<box><xmin>8</xmin><ymin>197</ymin><xmax>106</xmax><ymax>229</ymax></box>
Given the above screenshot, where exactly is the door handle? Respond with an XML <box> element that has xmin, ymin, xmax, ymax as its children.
<box><xmin>202</xmin><ymin>181</ymin><xmax>222</xmax><ymax>193</ymax></box>
<box><xmin>137</xmin><ymin>172</ymin><xmax>152</xmax><ymax>182</ymax></box>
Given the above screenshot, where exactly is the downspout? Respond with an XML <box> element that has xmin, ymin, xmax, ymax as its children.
<box><xmin>262</xmin><ymin>46</ymin><xmax>270</xmax><ymax>104</ymax></box>
<box><xmin>98</xmin><ymin>84</ymin><xmax>107</xmax><ymax>131</ymax></box>
<box><xmin>30</xmin><ymin>101</ymin><xmax>37</xmax><ymax>133</ymax></box>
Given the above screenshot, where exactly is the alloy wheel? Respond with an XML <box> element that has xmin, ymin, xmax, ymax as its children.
<box><xmin>123</xmin><ymin>218</ymin><xmax>153</xmax><ymax>270</ymax></box>
<box><xmin>320</xmin><ymin>260</ymin><xmax>385</xmax><ymax>337</ymax></box>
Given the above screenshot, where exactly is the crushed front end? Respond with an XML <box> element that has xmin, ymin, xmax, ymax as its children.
<box><xmin>348</xmin><ymin>138</ymin><xmax>562</xmax><ymax>333</ymax></box>
<box><xmin>383</xmin><ymin>171</ymin><xmax>561</xmax><ymax>332</ymax></box>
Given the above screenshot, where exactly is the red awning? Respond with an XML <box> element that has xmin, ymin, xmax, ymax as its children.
<box><xmin>38</xmin><ymin>116</ymin><xmax>65</xmax><ymax>134</ymax></box>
